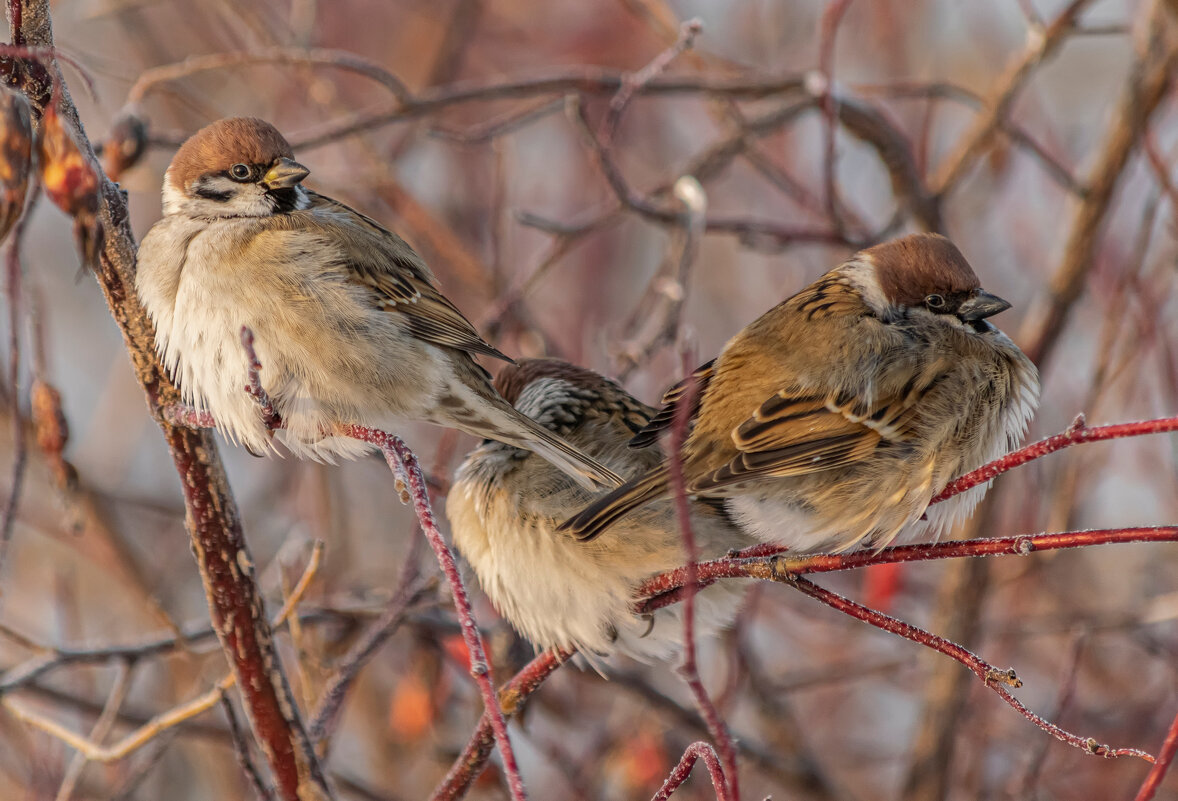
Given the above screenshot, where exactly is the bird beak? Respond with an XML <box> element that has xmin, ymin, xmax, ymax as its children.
<box><xmin>957</xmin><ymin>289</ymin><xmax>1011</xmax><ymax>321</ymax></box>
<box><xmin>262</xmin><ymin>157</ymin><xmax>309</xmax><ymax>189</ymax></box>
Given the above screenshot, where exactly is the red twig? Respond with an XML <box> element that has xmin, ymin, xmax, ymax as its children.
<box><xmin>931</xmin><ymin>414</ymin><xmax>1178</xmax><ymax>504</ymax></box>
<box><xmin>336</xmin><ymin>424</ymin><xmax>526</xmax><ymax>801</ymax></box>
<box><xmin>430</xmin><ymin>649</ymin><xmax>571</xmax><ymax>801</ymax></box>
<box><xmin>788</xmin><ymin>575</ymin><xmax>1153</xmax><ymax>762</ymax></box>
<box><xmin>637</xmin><ymin>527</ymin><xmax>1178</xmax><ymax>605</ymax></box>
<box><xmin>816</xmin><ymin>0</ymin><xmax>855</xmax><ymax>234</ymax></box>
<box><xmin>667</xmin><ymin>348</ymin><xmax>737</xmax><ymax>801</ymax></box>
<box><xmin>651</xmin><ymin>742</ymin><xmax>729</xmax><ymax>801</ymax></box>
<box><xmin>1133</xmin><ymin>707</ymin><xmax>1178</xmax><ymax>801</ymax></box>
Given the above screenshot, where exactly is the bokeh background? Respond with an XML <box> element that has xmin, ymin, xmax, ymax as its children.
<box><xmin>2</xmin><ymin>0</ymin><xmax>1178</xmax><ymax>799</ymax></box>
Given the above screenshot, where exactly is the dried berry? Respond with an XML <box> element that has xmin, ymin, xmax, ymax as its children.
<box><xmin>37</xmin><ymin>102</ymin><xmax>98</xmax><ymax>219</ymax></box>
<box><xmin>31</xmin><ymin>377</ymin><xmax>76</xmax><ymax>490</ymax></box>
<box><xmin>0</xmin><ymin>89</ymin><xmax>33</xmax><ymax>245</ymax></box>
<box><xmin>37</xmin><ymin>103</ymin><xmax>102</xmax><ymax>265</ymax></box>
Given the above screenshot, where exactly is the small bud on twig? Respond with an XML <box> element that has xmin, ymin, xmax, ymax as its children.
<box><xmin>100</xmin><ymin>111</ymin><xmax>148</xmax><ymax>181</ymax></box>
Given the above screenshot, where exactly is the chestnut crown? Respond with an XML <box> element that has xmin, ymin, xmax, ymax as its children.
<box><xmin>167</xmin><ymin>117</ymin><xmax>296</xmax><ymax>191</ymax></box>
<box><xmin>861</xmin><ymin>233</ymin><xmax>1009</xmax><ymax>322</ymax></box>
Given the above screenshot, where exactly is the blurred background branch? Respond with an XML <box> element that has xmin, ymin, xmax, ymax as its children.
<box><xmin>0</xmin><ymin>1</ymin><xmax>1177</xmax><ymax>799</ymax></box>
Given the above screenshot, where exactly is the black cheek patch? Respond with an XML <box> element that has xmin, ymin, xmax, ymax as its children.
<box><xmin>192</xmin><ymin>184</ymin><xmax>233</xmax><ymax>202</ymax></box>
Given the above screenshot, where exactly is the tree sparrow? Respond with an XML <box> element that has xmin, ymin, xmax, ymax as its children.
<box><xmin>135</xmin><ymin>118</ymin><xmax>620</xmax><ymax>490</ymax></box>
<box><xmin>562</xmin><ymin>233</ymin><xmax>1040</xmax><ymax>550</ymax></box>
<box><xmin>447</xmin><ymin>358</ymin><xmax>752</xmax><ymax>663</ymax></box>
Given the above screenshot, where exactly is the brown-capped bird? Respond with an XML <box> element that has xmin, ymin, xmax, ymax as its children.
<box><xmin>135</xmin><ymin>118</ymin><xmax>620</xmax><ymax>490</ymax></box>
<box><xmin>447</xmin><ymin>358</ymin><xmax>752</xmax><ymax>663</ymax></box>
<box><xmin>562</xmin><ymin>233</ymin><xmax>1040</xmax><ymax>550</ymax></box>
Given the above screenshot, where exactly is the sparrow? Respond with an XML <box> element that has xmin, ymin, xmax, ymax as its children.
<box><xmin>447</xmin><ymin>358</ymin><xmax>753</xmax><ymax>663</ymax></box>
<box><xmin>561</xmin><ymin>233</ymin><xmax>1040</xmax><ymax>550</ymax></box>
<box><xmin>134</xmin><ymin>117</ymin><xmax>620</xmax><ymax>490</ymax></box>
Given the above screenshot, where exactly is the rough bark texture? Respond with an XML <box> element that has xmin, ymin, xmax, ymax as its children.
<box><xmin>3</xmin><ymin>3</ymin><xmax>330</xmax><ymax>798</ymax></box>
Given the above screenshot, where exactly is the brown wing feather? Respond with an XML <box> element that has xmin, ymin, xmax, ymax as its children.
<box><xmin>688</xmin><ymin>389</ymin><xmax>919</xmax><ymax>494</ymax></box>
<box><xmin>354</xmin><ymin>271</ymin><xmax>511</xmax><ymax>361</ymax></box>
<box><xmin>628</xmin><ymin>359</ymin><xmax>716</xmax><ymax>448</ymax></box>
<box><xmin>306</xmin><ymin>191</ymin><xmax>511</xmax><ymax>362</ymax></box>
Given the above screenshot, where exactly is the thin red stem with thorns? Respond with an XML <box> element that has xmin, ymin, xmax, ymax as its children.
<box><xmin>932</xmin><ymin>415</ymin><xmax>1178</xmax><ymax>504</ymax></box>
<box><xmin>637</xmin><ymin>527</ymin><xmax>1178</xmax><ymax>604</ymax></box>
<box><xmin>667</xmin><ymin>349</ymin><xmax>738</xmax><ymax>801</ymax></box>
<box><xmin>788</xmin><ymin>575</ymin><xmax>1154</xmax><ymax>761</ymax></box>
<box><xmin>651</xmin><ymin>742</ymin><xmax>729</xmax><ymax>801</ymax></box>
<box><xmin>430</xmin><ymin>649</ymin><xmax>571</xmax><ymax>801</ymax></box>
<box><xmin>336</xmin><ymin>424</ymin><xmax>527</xmax><ymax>801</ymax></box>
<box><xmin>239</xmin><ymin>327</ymin><xmax>282</xmax><ymax>429</ymax></box>
<box><xmin>1133</xmin><ymin>707</ymin><xmax>1178</xmax><ymax>800</ymax></box>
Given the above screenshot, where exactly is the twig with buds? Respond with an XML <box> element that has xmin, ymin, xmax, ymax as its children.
<box><xmin>929</xmin><ymin>0</ymin><xmax>1093</xmax><ymax>197</ymax></box>
<box><xmin>814</xmin><ymin>0</ymin><xmax>855</xmax><ymax>237</ymax></box>
<box><xmin>1019</xmin><ymin>0</ymin><xmax>1178</xmax><ymax>366</ymax></box>
<box><xmin>597</xmin><ymin>18</ymin><xmax>703</xmax><ymax>151</ymax></box>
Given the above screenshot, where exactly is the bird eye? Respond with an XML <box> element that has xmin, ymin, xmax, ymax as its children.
<box><xmin>229</xmin><ymin>163</ymin><xmax>252</xmax><ymax>181</ymax></box>
<box><xmin>925</xmin><ymin>294</ymin><xmax>945</xmax><ymax>309</ymax></box>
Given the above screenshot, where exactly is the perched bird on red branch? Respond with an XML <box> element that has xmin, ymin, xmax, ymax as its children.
<box><xmin>562</xmin><ymin>233</ymin><xmax>1040</xmax><ymax>550</ymax></box>
<box><xmin>135</xmin><ymin>117</ymin><xmax>620</xmax><ymax>490</ymax></box>
<box><xmin>447</xmin><ymin>358</ymin><xmax>752</xmax><ymax>663</ymax></box>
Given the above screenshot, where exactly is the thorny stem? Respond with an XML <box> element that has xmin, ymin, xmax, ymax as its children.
<box><xmin>931</xmin><ymin>414</ymin><xmax>1178</xmax><ymax>504</ymax></box>
<box><xmin>667</xmin><ymin>346</ymin><xmax>737</xmax><ymax>801</ymax></box>
<box><xmin>335</xmin><ymin>425</ymin><xmax>527</xmax><ymax>801</ymax></box>
<box><xmin>637</xmin><ymin>527</ymin><xmax>1178</xmax><ymax>603</ymax></box>
<box><xmin>787</xmin><ymin>575</ymin><xmax>1154</xmax><ymax>762</ymax></box>
<box><xmin>429</xmin><ymin>649</ymin><xmax>571</xmax><ymax>801</ymax></box>
<box><xmin>6</xmin><ymin>2</ymin><xmax>333</xmax><ymax>791</ymax></box>
<box><xmin>650</xmin><ymin>742</ymin><xmax>730</xmax><ymax>801</ymax></box>
<box><xmin>240</xmin><ymin>327</ymin><xmax>281</xmax><ymax>429</ymax></box>
<box><xmin>1134</xmin><ymin>705</ymin><xmax>1178</xmax><ymax>800</ymax></box>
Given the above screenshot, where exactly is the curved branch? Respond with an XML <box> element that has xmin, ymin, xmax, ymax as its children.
<box><xmin>127</xmin><ymin>47</ymin><xmax>413</xmax><ymax>106</ymax></box>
